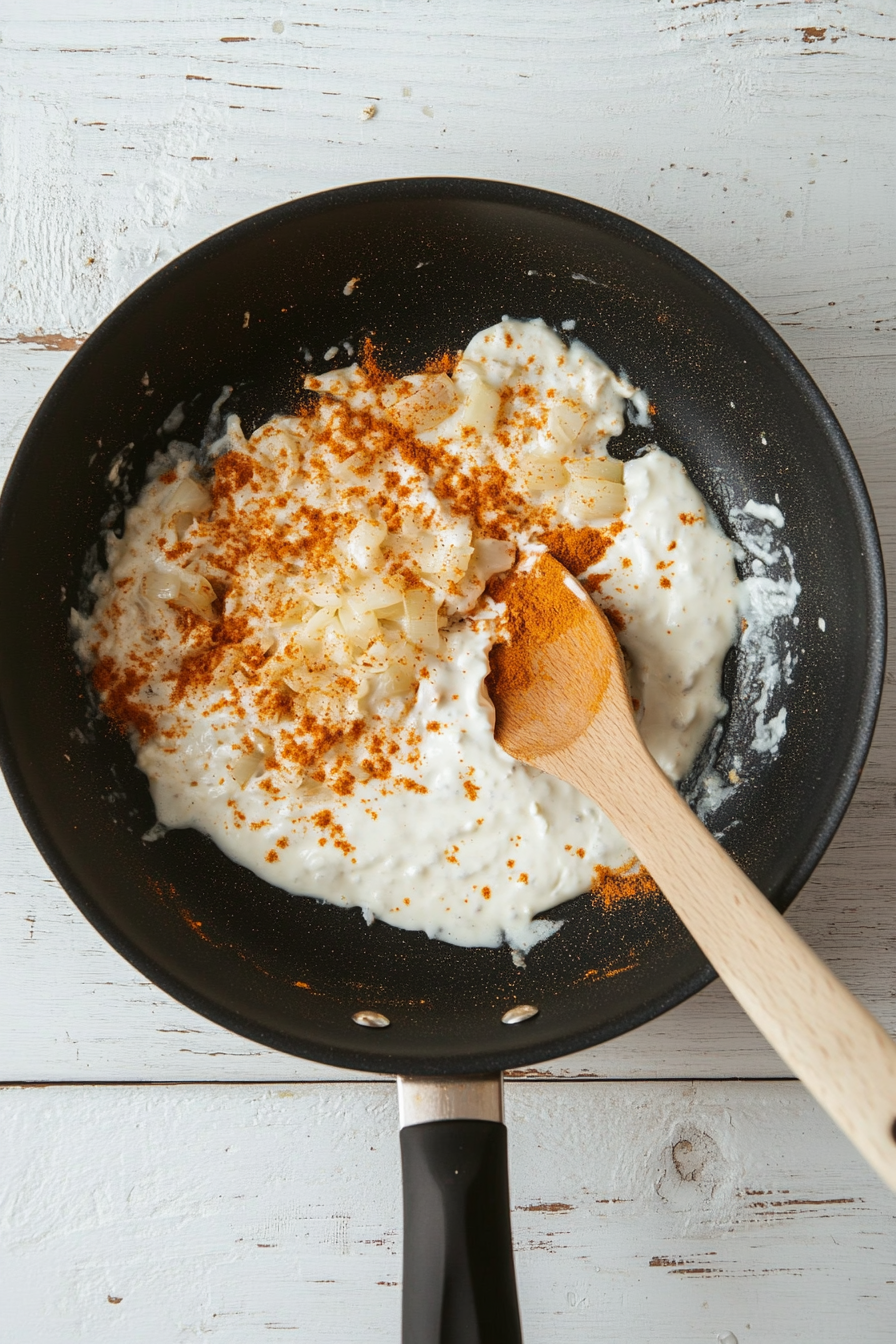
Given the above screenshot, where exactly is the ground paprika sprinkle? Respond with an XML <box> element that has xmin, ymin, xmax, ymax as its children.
<box><xmin>77</xmin><ymin>316</ymin><xmax>683</xmax><ymax>950</ymax></box>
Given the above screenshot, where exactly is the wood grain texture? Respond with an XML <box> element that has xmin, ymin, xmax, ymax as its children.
<box><xmin>495</xmin><ymin>556</ymin><xmax>896</xmax><ymax>1187</ymax></box>
<box><xmin>1</xmin><ymin>2</ymin><xmax>894</xmax><ymax>344</ymax></box>
<box><xmin>1</xmin><ymin>2</ymin><xmax>894</xmax><ymax>1308</ymax></box>
<box><xmin>1</xmin><ymin>1080</ymin><xmax>894</xmax><ymax>1343</ymax></box>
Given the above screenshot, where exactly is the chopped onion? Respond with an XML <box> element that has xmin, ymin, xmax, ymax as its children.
<box><xmin>143</xmin><ymin>568</ymin><xmax>181</xmax><ymax>603</ymax></box>
<box><xmin>167</xmin><ymin>479</ymin><xmax>210</xmax><ymax>540</ymax></box>
<box><xmin>304</xmin><ymin>586</ymin><xmax>341</xmax><ymax>610</ymax></box>
<box><xmin>375</xmin><ymin>660</ymin><xmax>416</xmax><ymax>697</ymax></box>
<box><xmin>167</xmin><ymin>570</ymin><xmax>217</xmax><ymax>620</ymax></box>
<box><xmin>278</xmin><ymin>600</ymin><xmax>314</xmax><ymax>628</ymax></box>
<box><xmin>167</xmin><ymin>477</ymin><xmax>212</xmax><ymax>517</ymax></box>
<box><xmin>282</xmin><ymin>658</ymin><xmax>308</xmax><ymax>693</ymax></box>
<box><xmin>413</xmin><ymin>518</ymin><xmax>473</xmax><ymax>582</ymax></box>
<box><xmin>346</xmin><ymin>519</ymin><xmax>387</xmax><ymax>571</ymax></box>
<box><xmin>403</xmin><ymin>530</ymin><xmax>436</xmax><ymax>571</ymax></box>
<box><xmin>347</xmin><ymin>575</ymin><xmax>405</xmax><ymax>614</ymax></box>
<box><xmin>173</xmin><ymin>513</ymin><xmax>195</xmax><ymax>541</ymax></box>
<box><xmin>565</xmin><ymin>478</ymin><xmax>627</xmax><ymax>520</ymax></box>
<box><xmin>330</xmin><ymin>452</ymin><xmax>368</xmax><ymax>481</ymax></box>
<box><xmin>338</xmin><ymin>602</ymin><xmax>380</xmax><ymax>650</ymax></box>
<box><xmin>403</xmin><ymin>588</ymin><xmax>440</xmax><ymax>651</ymax></box>
<box><xmin>386</xmin><ymin>373</ymin><xmax>458</xmax><ymax>433</ymax></box>
<box><xmin>457</xmin><ymin>375</ymin><xmax>501</xmax><ymax>438</ymax></box>
<box><xmin>301</xmin><ymin>606</ymin><xmax>339</xmax><ymax>641</ymax></box>
<box><xmin>357</xmin><ymin>639</ymin><xmax>392</xmax><ymax>669</ymax></box>
<box><xmin>566</xmin><ymin>455</ymin><xmax>624</xmax><ymax>485</ymax></box>
<box><xmin>231</xmin><ymin>750</ymin><xmax>264</xmax><ymax>788</ymax></box>
<box><xmin>293</xmin><ymin>629</ymin><xmax>323</xmax><ymax>658</ymax></box>
<box><xmin>519</xmin><ymin>453</ymin><xmax>568</xmax><ymax>493</ymax></box>
<box><xmin>321</xmin><ymin>623</ymin><xmax>354</xmax><ymax>667</ymax></box>
<box><xmin>546</xmin><ymin>402</ymin><xmax>588</xmax><ymax>446</ymax></box>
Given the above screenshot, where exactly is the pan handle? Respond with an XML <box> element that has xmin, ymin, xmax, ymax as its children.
<box><xmin>397</xmin><ymin>1075</ymin><xmax>522</xmax><ymax>1344</ymax></box>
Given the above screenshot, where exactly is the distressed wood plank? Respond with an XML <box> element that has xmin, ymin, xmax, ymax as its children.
<box><xmin>2</xmin><ymin>4</ymin><xmax>895</xmax><ymax>1328</ymax></box>
<box><xmin>1</xmin><ymin>1080</ymin><xmax>894</xmax><ymax>1342</ymax></box>
<box><xmin>0</xmin><ymin>0</ymin><xmax>894</xmax><ymax>1082</ymax></box>
<box><xmin>1</xmin><ymin>2</ymin><xmax>894</xmax><ymax>341</ymax></box>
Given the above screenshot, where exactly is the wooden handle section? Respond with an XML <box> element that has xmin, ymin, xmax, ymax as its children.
<box><xmin>547</xmin><ymin>722</ymin><xmax>896</xmax><ymax>1192</ymax></box>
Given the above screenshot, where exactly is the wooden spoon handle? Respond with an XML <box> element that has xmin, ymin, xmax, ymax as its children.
<box><xmin>551</xmin><ymin>723</ymin><xmax>896</xmax><ymax>1192</ymax></box>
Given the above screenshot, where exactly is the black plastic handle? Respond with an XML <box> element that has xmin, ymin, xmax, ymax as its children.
<box><xmin>400</xmin><ymin>1119</ymin><xmax>523</xmax><ymax>1344</ymax></box>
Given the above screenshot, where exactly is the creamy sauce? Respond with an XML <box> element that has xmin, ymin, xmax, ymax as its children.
<box><xmin>595</xmin><ymin>451</ymin><xmax>740</xmax><ymax>781</ymax></box>
<box><xmin>73</xmin><ymin>318</ymin><xmax>781</xmax><ymax>952</ymax></box>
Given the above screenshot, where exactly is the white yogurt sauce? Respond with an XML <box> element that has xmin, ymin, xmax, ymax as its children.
<box><xmin>73</xmin><ymin>318</ymin><xmax>786</xmax><ymax>952</ymax></box>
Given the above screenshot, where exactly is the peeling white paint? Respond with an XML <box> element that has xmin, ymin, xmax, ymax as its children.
<box><xmin>0</xmin><ymin>4</ymin><xmax>894</xmax><ymax>1338</ymax></box>
<box><xmin>0</xmin><ymin>3</ymin><xmax>893</xmax><ymax>342</ymax></box>
<box><xmin>1</xmin><ymin>1082</ymin><xmax>894</xmax><ymax>1342</ymax></box>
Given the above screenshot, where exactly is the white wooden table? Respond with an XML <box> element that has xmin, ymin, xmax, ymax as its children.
<box><xmin>2</xmin><ymin>4</ymin><xmax>894</xmax><ymax>1339</ymax></box>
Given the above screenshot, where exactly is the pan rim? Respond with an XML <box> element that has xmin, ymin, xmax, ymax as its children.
<box><xmin>0</xmin><ymin>176</ymin><xmax>887</xmax><ymax>1076</ymax></box>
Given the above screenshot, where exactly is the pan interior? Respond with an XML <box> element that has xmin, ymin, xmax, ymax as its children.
<box><xmin>0</xmin><ymin>181</ymin><xmax>884</xmax><ymax>1074</ymax></box>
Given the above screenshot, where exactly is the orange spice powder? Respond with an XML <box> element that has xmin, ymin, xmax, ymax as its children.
<box><xmin>87</xmin><ymin>344</ymin><xmax>658</xmax><ymax>927</ymax></box>
<box><xmin>591</xmin><ymin>859</ymin><xmax>661</xmax><ymax>908</ymax></box>
<box><xmin>485</xmin><ymin>556</ymin><xmax>585</xmax><ymax>705</ymax></box>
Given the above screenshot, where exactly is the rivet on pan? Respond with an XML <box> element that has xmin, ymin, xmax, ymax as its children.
<box><xmin>352</xmin><ymin>1010</ymin><xmax>390</xmax><ymax>1029</ymax></box>
<box><xmin>502</xmin><ymin>1004</ymin><xmax>539</xmax><ymax>1025</ymax></box>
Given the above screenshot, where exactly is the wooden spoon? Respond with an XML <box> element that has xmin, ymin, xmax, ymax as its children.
<box><xmin>489</xmin><ymin>552</ymin><xmax>896</xmax><ymax>1192</ymax></box>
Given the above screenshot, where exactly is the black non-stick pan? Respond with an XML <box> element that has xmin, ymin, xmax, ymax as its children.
<box><xmin>0</xmin><ymin>180</ymin><xmax>885</xmax><ymax>1342</ymax></box>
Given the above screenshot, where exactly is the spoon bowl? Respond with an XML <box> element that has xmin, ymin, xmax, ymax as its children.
<box><xmin>489</xmin><ymin>554</ymin><xmax>630</xmax><ymax>763</ymax></box>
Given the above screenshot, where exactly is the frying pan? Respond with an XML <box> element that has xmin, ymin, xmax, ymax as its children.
<box><xmin>0</xmin><ymin>179</ymin><xmax>885</xmax><ymax>1342</ymax></box>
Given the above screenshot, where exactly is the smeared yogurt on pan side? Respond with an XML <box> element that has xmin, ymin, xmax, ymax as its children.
<box><xmin>72</xmin><ymin>318</ymin><xmax>798</xmax><ymax>952</ymax></box>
